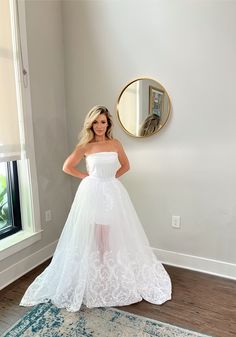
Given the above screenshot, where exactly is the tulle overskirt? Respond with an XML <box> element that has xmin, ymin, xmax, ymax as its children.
<box><xmin>20</xmin><ymin>175</ymin><xmax>171</xmax><ymax>311</ymax></box>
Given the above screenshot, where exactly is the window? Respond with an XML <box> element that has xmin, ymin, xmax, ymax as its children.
<box><xmin>0</xmin><ymin>0</ymin><xmax>41</xmax><ymax>258</ymax></box>
<box><xmin>0</xmin><ymin>161</ymin><xmax>22</xmax><ymax>240</ymax></box>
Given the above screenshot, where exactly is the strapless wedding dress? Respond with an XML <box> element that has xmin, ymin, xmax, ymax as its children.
<box><xmin>20</xmin><ymin>152</ymin><xmax>171</xmax><ymax>311</ymax></box>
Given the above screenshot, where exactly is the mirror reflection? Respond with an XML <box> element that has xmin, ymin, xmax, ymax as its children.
<box><xmin>117</xmin><ymin>78</ymin><xmax>171</xmax><ymax>137</ymax></box>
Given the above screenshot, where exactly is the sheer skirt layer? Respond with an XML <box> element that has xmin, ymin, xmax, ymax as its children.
<box><xmin>20</xmin><ymin>175</ymin><xmax>171</xmax><ymax>312</ymax></box>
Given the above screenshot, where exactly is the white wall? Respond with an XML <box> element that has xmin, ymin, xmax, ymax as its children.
<box><xmin>1</xmin><ymin>0</ymin><xmax>235</xmax><ymax>284</ymax></box>
<box><xmin>62</xmin><ymin>0</ymin><xmax>236</xmax><ymax>278</ymax></box>
<box><xmin>0</xmin><ymin>0</ymin><xmax>72</xmax><ymax>280</ymax></box>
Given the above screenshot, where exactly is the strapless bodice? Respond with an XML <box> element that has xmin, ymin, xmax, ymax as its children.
<box><xmin>85</xmin><ymin>152</ymin><xmax>120</xmax><ymax>179</ymax></box>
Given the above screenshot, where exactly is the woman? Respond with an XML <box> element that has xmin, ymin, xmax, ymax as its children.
<box><xmin>20</xmin><ymin>105</ymin><xmax>171</xmax><ymax>312</ymax></box>
<box><xmin>139</xmin><ymin>112</ymin><xmax>161</xmax><ymax>137</ymax></box>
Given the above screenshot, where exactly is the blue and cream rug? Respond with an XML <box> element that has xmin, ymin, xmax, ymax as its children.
<box><xmin>2</xmin><ymin>302</ymin><xmax>212</xmax><ymax>337</ymax></box>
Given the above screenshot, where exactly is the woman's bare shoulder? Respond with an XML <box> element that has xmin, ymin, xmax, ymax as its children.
<box><xmin>111</xmin><ymin>138</ymin><xmax>120</xmax><ymax>144</ymax></box>
<box><xmin>75</xmin><ymin>143</ymin><xmax>89</xmax><ymax>156</ymax></box>
<box><xmin>112</xmin><ymin>138</ymin><xmax>123</xmax><ymax>149</ymax></box>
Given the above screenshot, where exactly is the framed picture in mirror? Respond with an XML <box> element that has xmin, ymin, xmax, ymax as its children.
<box><xmin>149</xmin><ymin>86</ymin><xmax>164</xmax><ymax>117</ymax></box>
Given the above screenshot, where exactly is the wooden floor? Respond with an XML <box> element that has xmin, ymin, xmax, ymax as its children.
<box><xmin>0</xmin><ymin>261</ymin><xmax>236</xmax><ymax>337</ymax></box>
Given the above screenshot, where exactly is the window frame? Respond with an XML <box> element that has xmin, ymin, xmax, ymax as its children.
<box><xmin>0</xmin><ymin>0</ymin><xmax>42</xmax><ymax>261</ymax></box>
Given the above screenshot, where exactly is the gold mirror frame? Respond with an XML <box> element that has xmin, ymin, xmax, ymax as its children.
<box><xmin>116</xmin><ymin>77</ymin><xmax>171</xmax><ymax>138</ymax></box>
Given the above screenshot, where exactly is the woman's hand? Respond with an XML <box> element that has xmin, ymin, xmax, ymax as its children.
<box><xmin>81</xmin><ymin>173</ymin><xmax>89</xmax><ymax>179</ymax></box>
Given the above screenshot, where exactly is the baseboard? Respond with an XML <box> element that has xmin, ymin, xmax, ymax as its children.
<box><xmin>1</xmin><ymin>243</ymin><xmax>235</xmax><ymax>291</ymax></box>
<box><xmin>153</xmin><ymin>247</ymin><xmax>236</xmax><ymax>280</ymax></box>
<box><xmin>0</xmin><ymin>240</ymin><xmax>58</xmax><ymax>290</ymax></box>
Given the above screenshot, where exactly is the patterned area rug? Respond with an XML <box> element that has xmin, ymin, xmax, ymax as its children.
<box><xmin>2</xmin><ymin>302</ymin><xmax>213</xmax><ymax>337</ymax></box>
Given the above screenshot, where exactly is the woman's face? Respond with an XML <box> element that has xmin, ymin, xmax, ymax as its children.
<box><xmin>92</xmin><ymin>113</ymin><xmax>108</xmax><ymax>136</ymax></box>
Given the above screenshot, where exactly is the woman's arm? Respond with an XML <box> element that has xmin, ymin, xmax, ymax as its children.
<box><xmin>62</xmin><ymin>146</ymin><xmax>88</xmax><ymax>179</ymax></box>
<box><xmin>115</xmin><ymin>140</ymin><xmax>130</xmax><ymax>178</ymax></box>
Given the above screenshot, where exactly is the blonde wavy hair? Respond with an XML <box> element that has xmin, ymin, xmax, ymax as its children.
<box><xmin>77</xmin><ymin>105</ymin><xmax>113</xmax><ymax>147</ymax></box>
<box><xmin>139</xmin><ymin>113</ymin><xmax>160</xmax><ymax>137</ymax></box>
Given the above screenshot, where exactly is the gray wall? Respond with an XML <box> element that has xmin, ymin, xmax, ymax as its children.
<box><xmin>62</xmin><ymin>0</ymin><xmax>236</xmax><ymax>276</ymax></box>
<box><xmin>0</xmin><ymin>0</ymin><xmax>72</xmax><ymax>273</ymax></box>
<box><xmin>1</xmin><ymin>0</ymin><xmax>236</xmax><ymax>281</ymax></box>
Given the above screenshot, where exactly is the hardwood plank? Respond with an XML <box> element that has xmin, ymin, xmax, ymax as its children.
<box><xmin>118</xmin><ymin>266</ymin><xmax>236</xmax><ymax>337</ymax></box>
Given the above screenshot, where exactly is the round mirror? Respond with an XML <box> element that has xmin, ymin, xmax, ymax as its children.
<box><xmin>117</xmin><ymin>78</ymin><xmax>171</xmax><ymax>137</ymax></box>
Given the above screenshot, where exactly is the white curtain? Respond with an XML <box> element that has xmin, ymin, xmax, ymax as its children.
<box><xmin>0</xmin><ymin>0</ymin><xmax>23</xmax><ymax>162</ymax></box>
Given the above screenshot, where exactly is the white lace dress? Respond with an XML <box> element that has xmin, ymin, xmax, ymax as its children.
<box><xmin>20</xmin><ymin>152</ymin><xmax>171</xmax><ymax>311</ymax></box>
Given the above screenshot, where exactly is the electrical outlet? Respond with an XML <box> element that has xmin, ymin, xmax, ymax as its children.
<box><xmin>172</xmin><ymin>215</ymin><xmax>181</xmax><ymax>228</ymax></box>
<box><xmin>45</xmin><ymin>210</ymin><xmax>52</xmax><ymax>222</ymax></box>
